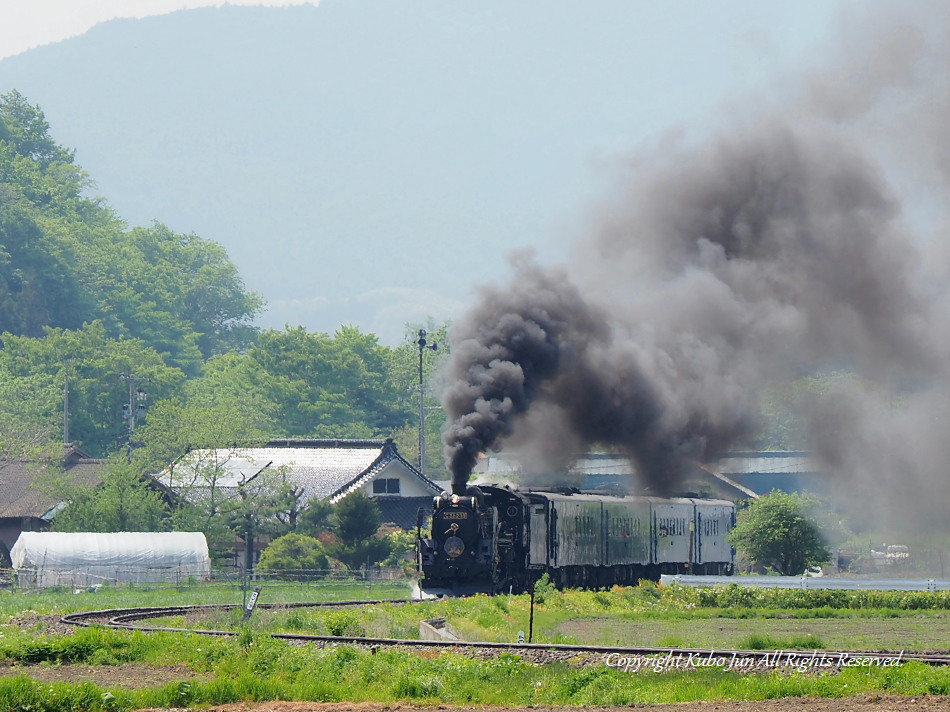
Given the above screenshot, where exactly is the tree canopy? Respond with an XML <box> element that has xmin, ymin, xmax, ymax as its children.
<box><xmin>257</xmin><ymin>533</ymin><xmax>329</xmax><ymax>572</ymax></box>
<box><xmin>728</xmin><ymin>491</ymin><xmax>831</xmax><ymax>575</ymax></box>
<box><xmin>0</xmin><ymin>90</ymin><xmax>263</xmax><ymax>377</ymax></box>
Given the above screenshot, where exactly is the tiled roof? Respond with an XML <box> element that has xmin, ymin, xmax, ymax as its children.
<box><xmin>0</xmin><ymin>457</ymin><xmax>104</xmax><ymax>519</ymax></box>
<box><xmin>157</xmin><ymin>439</ymin><xmax>440</xmax><ymax>505</ymax></box>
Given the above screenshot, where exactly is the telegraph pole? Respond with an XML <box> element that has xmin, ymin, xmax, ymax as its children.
<box><xmin>416</xmin><ymin>329</ymin><xmax>438</xmax><ymax>475</ymax></box>
<box><xmin>63</xmin><ymin>365</ymin><xmax>70</xmax><ymax>445</ymax></box>
<box><xmin>119</xmin><ymin>374</ymin><xmax>150</xmax><ymax>462</ymax></box>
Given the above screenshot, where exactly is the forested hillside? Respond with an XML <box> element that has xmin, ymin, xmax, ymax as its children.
<box><xmin>0</xmin><ymin>91</ymin><xmax>447</xmax><ymax>465</ymax></box>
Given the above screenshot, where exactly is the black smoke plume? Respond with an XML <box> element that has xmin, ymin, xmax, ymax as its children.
<box><xmin>441</xmin><ymin>4</ymin><xmax>950</xmax><ymax>527</ymax></box>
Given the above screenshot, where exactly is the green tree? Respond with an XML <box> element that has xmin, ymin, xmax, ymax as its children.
<box><xmin>247</xmin><ymin>326</ymin><xmax>410</xmax><ymax>437</ymax></box>
<box><xmin>728</xmin><ymin>491</ymin><xmax>831</xmax><ymax>575</ymax></box>
<box><xmin>0</xmin><ymin>195</ymin><xmax>86</xmax><ymax>335</ymax></box>
<box><xmin>135</xmin><ymin>397</ymin><xmax>280</xmax><ymax>564</ymax></box>
<box><xmin>224</xmin><ymin>466</ymin><xmax>302</xmax><ymax>571</ymax></box>
<box><xmin>88</xmin><ymin>223</ymin><xmax>263</xmax><ymax>368</ymax></box>
<box><xmin>379</xmin><ymin>529</ymin><xmax>417</xmax><ymax>573</ymax></box>
<box><xmin>1</xmin><ymin>91</ymin><xmax>262</xmax><ymax>376</ymax></box>
<box><xmin>296</xmin><ymin>498</ymin><xmax>334</xmax><ymax>536</ymax></box>
<box><xmin>0</xmin><ymin>369</ymin><xmax>59</xmax><ymax>454</ymax></box>
<box><xmin>0</xmin><ymin>90</ymin><xmax>74</xmax><ymax>166</ymax></box>
<box><xmin>257</xmin><ymin>533</ymin><xmax>329</xmax><ymax>572</ymax></box>
<box><xmin>334</xmin><ymin>490</ymin><xmax>382</xmax><ymax>544</ymax></box>
<box><xmin>51</xmin><ymin>456</ymin><xmax>169</xmax><ymax>533</ymax></box>
<box><xmin>327</xmin><ymin>491</ymin><xmax>392</xmax><ymax>569</ymax></box>
<box><xmin>183</xmin><ymin>352</ymin><xmax>279</xmax><ymax>431</ymax></box>
<box><xmin>0</xmin><ymin>323</ymin><xmax>185</xmax><ymax>457</ymax></box>
<box><xmin>135</xmin><ymin>395</ymin><xmax>269</xmax><ymax>468</ymax></box>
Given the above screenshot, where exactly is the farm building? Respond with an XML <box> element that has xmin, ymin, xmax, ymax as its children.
<box><xmin>712</xmin><ymin>451</ymin><xmax>826</xmax><ymax>496</ymax></box>
<box><xmin>472</xmin><ymin>451</ymin><xmax>827</xmax><ymax>499</ymax></box>
<box><xmin>473</xmin><ymin>451</ymin><xmax>757</xmax><ymax>499</ymax></box>
<box><xmin>153</xmin><ymin>438</ymin><xmax>442</xmax><ymax>564</ymax></box>
<box><xmin>11</xmin><ymin>531</ymin><xmax>210</xmax><ymax>588</ymax></box>
<box><xmin>0</xmin><ymin>445</ymin><xmax>105</xmax><ymax>566</ymax></box>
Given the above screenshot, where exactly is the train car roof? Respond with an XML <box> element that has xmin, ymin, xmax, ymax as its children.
<box><xmin>472</xmin><ymin>483</ymin><xmax>734</xmax><ymax>507</ymax></box>
<box><xmin>523</xmin><ymin>491</ymin><xmax>734</xmax><ymax>507</ymax></box>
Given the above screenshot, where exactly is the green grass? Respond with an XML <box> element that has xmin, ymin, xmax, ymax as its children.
<box><xmin>553</xmin><ymin>615</ymin><xmax>950</xmax><ymax>652</ymax></box>
<box><xmin>230</xmin><ymin>583</ymin><xmax>950</xmax><ymax>652</ymax></box>
<box><xmin>0</xmin><ymin>635</ymin><xmax>947</xmax><ymax>711</ymax></box>
<box><xmin>0</xmin><ymin>578</ymin><xmax>413</xmax><ymax>617</ymax></box>
<box><xmin>0</xmin><ymin>581</ymin><xmax>948</xmax><ymax>710</ymax></box>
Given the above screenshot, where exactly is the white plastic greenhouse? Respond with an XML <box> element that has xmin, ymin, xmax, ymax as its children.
<box><xmin>11</xmin><ymin>532</ymin><xmax>210</xmax><ymax>589</ymax></box>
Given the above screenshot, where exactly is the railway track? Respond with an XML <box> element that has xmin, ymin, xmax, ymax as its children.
<box><xmin>60</xmin><ymin>601</ymin><xmax>950</xmax><ymax>668</ymax></box>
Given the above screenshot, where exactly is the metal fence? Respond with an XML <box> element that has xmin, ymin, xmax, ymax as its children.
<box><xmin>1</xmin><ymin>566</ymin><xmax>413</xmax><ymax>598</ymax></box>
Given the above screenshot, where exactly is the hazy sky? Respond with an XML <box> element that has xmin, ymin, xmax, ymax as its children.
<box><xmin>0</xmin><ymin>0</ymin><xmax>848</xmax><ymax>344</ymax></box>
<box><xmin>0</xmin><ymin>0</ymin><xmax>319</xmax><ymax>60</ymax></box>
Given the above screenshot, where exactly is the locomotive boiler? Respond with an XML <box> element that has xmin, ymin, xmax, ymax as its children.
<box><xmin>418</xmin><ymin>484</ymin><xmax>735</xmax><ymax>595</ymax></box>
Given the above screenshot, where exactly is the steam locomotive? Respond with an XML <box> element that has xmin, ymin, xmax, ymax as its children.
<box><xmin>418</xmin><ymin>484</ymin><xmax>735</xmax><ymax>595</ymax></box>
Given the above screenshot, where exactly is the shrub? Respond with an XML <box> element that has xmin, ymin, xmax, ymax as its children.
<box><xmin>323</xmin><ymin>610</ymin><xmax>365</xmax><ymax>637</ymax></box>
<box><xmin>532</xmin><ymin>573</ymin><xmax>555</xmax><ymax>604</ymax></box>
<box><xmin>257</xmin><ymin>533</ymin><xmax>329</xmax><ymax>573</ymax></box>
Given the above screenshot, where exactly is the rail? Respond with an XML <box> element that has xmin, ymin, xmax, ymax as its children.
<box><xmin>61</xmin><ymin>601</ymin><xmax>950</xmax><ymax>667</ymax></box>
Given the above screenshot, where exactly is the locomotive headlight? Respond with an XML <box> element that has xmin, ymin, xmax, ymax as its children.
<box><xmin>444</xmin><ymin>536</ymin><xmax>464</xmax><ymax>558</ymax></box>
<box><xmin>450</xmin><ymin>494</ymin><xmax>460</xmax><ymax>505</ymax></box>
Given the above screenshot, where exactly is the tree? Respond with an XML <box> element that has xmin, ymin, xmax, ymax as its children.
<box><xmin>0</xmin><ymin>370</ymin><xmax>59</xmax><ymax>459</ymax></box>
<box><xmin>0</xmin><ymin>90</ymin><xmax>74</xmax><ymax>166</ymax></box>
<box><xmin>327</xmin><ymin>491</ymin><xmax>392</xmax><ymax>569</ymax></box>
<box><xmin>246</xmin><ymin>326</ymin><xmax>410</xmax><ymax>438</ymax></box>
<box><xmin>728</xmin><ymin>491</ymin><xmax>831</xmax><ymax>575</ymax></box>
<box><xmin>296</xmin><ymin>498</ymin><xmax>334</xmax><ymax>536</ymax></box>
<box><xmin>223</xmin><ymin>467</ymin><xmax>301</xmax><ymax>571</ymax></box>
<box><xmin>2</xmin><ymin>92</ymin><xmax>262</xmax><ymax>377</ymax></box>
<box><xmin>95</xmin><ymin>223</ymin><xmax>264</xmax><ymax>367</ymax></box>
<box><xmin>136</xmin><ymin>397</ymin><xmax>283</xmax><ymax>565</ymax></box>
<box><xmin>257</xmin><ymin>533</ymin><xmax>329</xmax><ymax>572</ymax></box>
<box><xmin>0</xmin><ymin>196</ymin><xmax>86</xmax><ymax>336</ymax></box>
<box><xmin>134</xmin><ymin>395</ymin><xmax>269</xmax><ymax>470</ymax></box>
<box><xmin>0</xmin><ymin>323</ymin><xmax>186</xmax><ymax>457</ymax></box>
<box><xmin>51</xmin><ymin>456</ymin><xmax>169</xmax><ymax>533</ymax></box>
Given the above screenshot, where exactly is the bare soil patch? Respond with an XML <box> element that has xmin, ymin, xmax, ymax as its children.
<box><xmin>4</xmin><ymin>612</ymin><xmax>78</xmax><ymax>637</ymax></box>
<box><xmin>0</xmin><ymin>661</ymin><xmax>211</xmax><ymax>689</ymax></box>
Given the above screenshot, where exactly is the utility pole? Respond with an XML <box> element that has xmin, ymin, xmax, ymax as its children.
<box><xmin>416</xmin><ymin>329</ymin><xmax>438</xmax><ymax>475</ymax></box>
<box><xmin>63</xmin><ymin>365</ymin><xmax>70</xmax><ymax>445</ymax></box>
<box><xmin>119</xmin><ymin>374</ymin><xmax>150</xmax><ymax>462</ymax></box>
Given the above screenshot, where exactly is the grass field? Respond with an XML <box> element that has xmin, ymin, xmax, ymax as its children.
<box><xmin>0</xmin><ymin>577</ymin><xmax>413</xmax><ymax>617</ymax></box>
<box><xmin>0</xmin><ymin>580</ymin><xmax>948</xmax><ymax>710</ymax></box>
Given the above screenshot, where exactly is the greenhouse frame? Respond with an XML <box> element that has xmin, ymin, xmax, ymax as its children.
<box><xmin>11</xmin><ymin>531</ymin><xmax>210</xmax><ymax>588</ymax></box>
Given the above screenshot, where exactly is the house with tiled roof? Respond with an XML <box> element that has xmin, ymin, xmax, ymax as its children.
<box><xmin>154</xmin><ymin>438</ymin><xmax>441</xmax><ymax>534</ymax></box>
<box><xmin>0</xmin><ymin>446</ymin><xmax>105</xmax><ymax>565</ymax></box>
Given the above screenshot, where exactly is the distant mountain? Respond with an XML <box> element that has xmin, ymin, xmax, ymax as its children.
<box><xmin>0</xmin><ymin>1</ymin><xmax>829</xmax><ymax>343</ymax></box>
